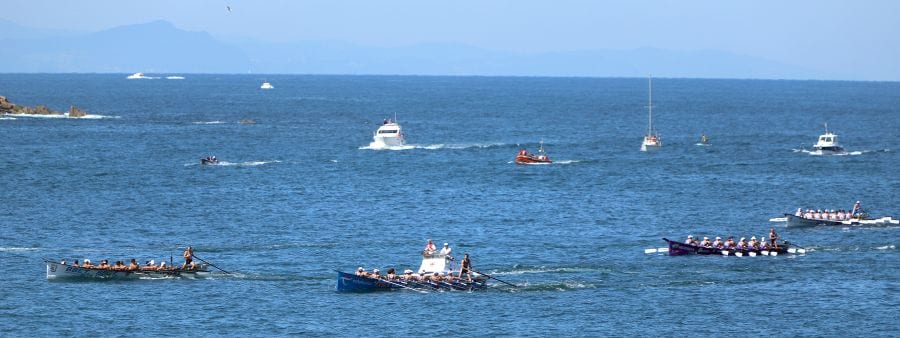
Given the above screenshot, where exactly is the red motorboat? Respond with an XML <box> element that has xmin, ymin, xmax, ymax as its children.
<box><xmin>515</xmin><ymin>142</ymin><xmax>552</xmax><ymax>165</ymax></box>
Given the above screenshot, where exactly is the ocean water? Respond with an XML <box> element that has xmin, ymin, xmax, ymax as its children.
<box><xmin>1</xmin><ymin>74</ymin><xmax>898</xmax><ymax>336</ymax></box>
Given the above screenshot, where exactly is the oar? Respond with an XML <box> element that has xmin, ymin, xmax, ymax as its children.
<box><xmin>382</xmin><ymin>278</ymin><xmax>428</xmax><ymax>294</ymax></box>
<box><xmin>784</xmin><ymin>241</ymin><xmax>808</xmax><ymax>254</ymax></box>
<box><xmin>191</xmin><ymin>254</ymin><xmax>230</xmax><ymax>274</ymax></box>
<box><xmin>472</xmin><ymin>269</ymin><xmax>516</xmax><ymax>287</ymax></box>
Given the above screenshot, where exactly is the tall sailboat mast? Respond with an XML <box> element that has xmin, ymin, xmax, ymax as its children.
<box><xmin>647</xmin><ymin>75</ymin><xmax>653</xmax><ymax>136</ymax></box>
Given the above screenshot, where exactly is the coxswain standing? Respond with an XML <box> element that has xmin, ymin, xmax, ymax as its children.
<box><xmin>182</xmin><ymin>246</ymin><xmax>195</xmax><ymax>270</ymax></box>
<box><xmin>769</xmin><ymin>227</ymin><xmax>779</xmax><ymax>248</ymax></box>
<box><xmin>459</xmin><ymin>253</ymin><xmax>473</xmax><ymax>282</ymax></box>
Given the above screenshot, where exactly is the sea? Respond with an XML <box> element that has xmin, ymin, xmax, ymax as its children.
<box><xmin>1</xmin><ymin>74</ymin><xmax>898</xmax><ymax>336</ymax></box>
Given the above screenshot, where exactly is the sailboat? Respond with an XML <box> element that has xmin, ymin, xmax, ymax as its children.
<box><xmin>640</xmin><ymin>75</ymin><xmax>661</xmax><ymax>151</ymax></box>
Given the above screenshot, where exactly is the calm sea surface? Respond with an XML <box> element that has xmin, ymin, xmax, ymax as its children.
<box><xmin>1</xmin><ymin>74</ymin><xmax>898</xmax><ymax>336</ymax></box>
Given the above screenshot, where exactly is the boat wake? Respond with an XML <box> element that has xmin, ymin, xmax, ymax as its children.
<box><xmin>187</xmin><ymin>160</ymin><xmax>282</xmax><ymax>167</ymax></box>
<box><xmin>360</xmin><ymin>142</ymin><xmax>512</xmax><ymax>151</ymax></box>
<box><xmin>192</xmin><ymin>121</ymin><xmax>227</xmax><ymax>125</ymax></box>
<box><xmin>166</xmin><ymin>76</ymin><xmax>186</xmax><ymax>80</ymax></box>
<box><xmin>360</xmin><ymin>144</ymin><xmax>416</xmax><ymax>151</ymax></box>
<box><xmin>0</xmin><ymin>116</ymin><xmax>16</xmax><ymax>120</ymax></box>
<box><xmin>793</xmin><ymin>148</ymin><xmax>888</xmax><ymax>156</ymax></box>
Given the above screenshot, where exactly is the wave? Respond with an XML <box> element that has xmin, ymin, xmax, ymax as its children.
<box><xmin>0</xmin><ymin>247</ymin><xmax>39</xmax><ymax>252</ymax></box>
<box><xmin>192</xmin><ymin>121</ymin><xmax>227</xmax><ymax>124</ymax></box>
<box><xmin>510</xmin><ymin>280</ymin><xmax>598</xmax><ymax>292</ymax></box>
<box><xmin>1</xmin><ymin>113</ymin><xmax>120</xmax><ymax>119</ymax></box>
<box><xmin>0</xmin><ymin>116</ymin><xmax>16</xmax><ymax>120</ymax></box>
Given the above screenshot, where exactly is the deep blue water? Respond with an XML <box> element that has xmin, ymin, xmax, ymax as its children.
<box><xmin>1</xmin><ymin>74</ymin><xmax>898</xmax><ymax>336</ymax></box>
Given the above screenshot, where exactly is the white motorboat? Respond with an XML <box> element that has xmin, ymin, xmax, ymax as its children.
<box><xmin>640</xmin><ymin>75</ymin><xmax>661</xmax><ymax>151</ymax></box>
<box><xmin>126</xmin><ymin>72</ymin><xmax>150</xmax><ymax>79</ymax></box>
<box><xmin>260</xmin><ymin>81</ymin><xmax>274</xmax><ymax>90</ymax></box>
<box><xmin>811</xmin><ymin>123</ymin><xmax>845</xmax><ymax>154</ymax></box>
<box><xmin>369</xmin><ymin>118</ymin><xmax>405</xmax><ymax>148</ymax></box>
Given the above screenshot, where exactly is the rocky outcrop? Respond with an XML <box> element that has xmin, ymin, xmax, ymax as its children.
<box><xmin>68</xmin><ymin>105</ymin><xmax>87</xmax><ymax>118</ymax></box>
<box><xmin>0</xmin><ymin>95</ymin><xmax>89</xmax><ymax>117</ymax></box>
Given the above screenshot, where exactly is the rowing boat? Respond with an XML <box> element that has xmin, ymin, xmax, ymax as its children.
<box><xmin>662</xmin><ymin>238</ymin><xmax>796</xmax><ymax>256</ymax></box>
<box><xmin>45</xmin><ymin>260</ymin><xmax>211</xmax><ymax>280</ymax></box>
<box><xmin>336</xmin><ymin>252</ymin><xmax>489</xmax><ymax>292</ymax></box>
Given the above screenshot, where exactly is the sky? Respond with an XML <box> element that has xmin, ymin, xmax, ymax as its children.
<box><xmin>2</xmin><ymin>0</ymin><xmax>899</xmax><ymax>80</ymax></box>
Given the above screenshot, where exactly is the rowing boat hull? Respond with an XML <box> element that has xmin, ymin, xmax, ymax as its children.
<box><xmin>663</xmin><ymin>238</ymin><xmax>790</xmax><ymax>256</ymax></box>
<box><xmin>46</xmin><ymin>261</ymin><xmax>210</xmax><ymax>280</ymax></box>
<box><xmin>783</xmin><ymin>214</ymin><xmax>898</xmax><ymax>227</ymax></box>
<box><xmin>335</xmin><ymin>271</ymin><xmax>488</xmax><ymax>292</ymax></box>
<box><xmin>515</xmin><ymin>155</ymin><xmax>552</xmax><ymax>165</ymax></box>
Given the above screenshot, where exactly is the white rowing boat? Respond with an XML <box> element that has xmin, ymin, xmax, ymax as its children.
<box><xmin>45</xmin><ymin>260</ymin><xmax>211</xmax><ymax>280</ymax></box>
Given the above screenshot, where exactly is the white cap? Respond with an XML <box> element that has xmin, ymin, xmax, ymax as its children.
<box><xmin>160</xmin><ymin>262</ymin><xmax>166</xmax><ymax>266</ymax></box>
<box><xmin>703</xmin><ymin>237</ymin><xmax>709</xmax><ymax>240</ymax></box>
<box><xmin>740</xmin><ymin>237</ymin><xmax>746</xmax><ymax>240</ymax></box>
<box><xmin>443</xmin><ymin>243</ymin><xmax>449</xmax><ymax>246</ymax></box>
<box><xmin>751</xmin><ymin>236</ymin><xmax>756</xmax><ymax>240</ymax></box>
<box><xmin>688</xmin><ymin>235</ymin><xmax>693</xmax><ymax>238</ymax></box>
<box><xmin>404</xmin><ymin>269</ymin><xmax>413</xmax><ymax>274</ymax></box>
<box><xmin>715</xmin><ymin>237</ymin><xmax>721</xmax><ymax>240</ymax></box>
<box><xmin>148</xmin><ymin>260</ymin><xmax>154</xmax><ymax>265</ymax></box>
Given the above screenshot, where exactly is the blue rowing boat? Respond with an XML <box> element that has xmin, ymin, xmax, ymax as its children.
<box><xmin>336</xmin><ymin>252</ymin><xmax>490</xmax><ymax>292</ymax></box>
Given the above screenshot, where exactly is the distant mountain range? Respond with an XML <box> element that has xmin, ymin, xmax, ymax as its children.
<box><xmin>0</xmin><ymin>19</ymin><xmax>819</xmax><ymax>79</ymax></box>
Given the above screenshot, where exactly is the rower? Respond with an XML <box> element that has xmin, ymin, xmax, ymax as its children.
<box><xmin>371</xmin><ymin>269</ymin><xmax>381</xmax><ymax>279</ymax></box>
<box><xmin>82</xmin><ymin>259</ymin><xmax>94</xmax><ymax>268</ymax></box>
<box><xmin>749</xmin><ymin>237</ymin><xmax>758</xmax><ymax>249</ymax></box>
<box><xmin>386</xmin><ymin>268</ymin><xmax>397</xmax><ymax>280</ymax></box>
<box><xmin>701</xmin><ymin>237</ymin><xmax>712</xmax><ymax>248</ymax></box>
<box><xmin>712</xmin><ymin>236</ymin><xmax>723</xmax><ymax>248</ymax></box>
<box><xmin>852</xmin><ymin>201</ymin><xmax>862</xmax><ymax>216</ymax></box>
<box><xmin>737</xmin><ymin>237</ymin><xmax>747</xmax><ymax>249</ymax></box>
<box><xmin>684</xmin><ymin>235</ymin><xmax>694</xmax><ymax>245</ymax></box>
<box><xmin>724</xmin><ymin>237</ymin><xmax>735</xmax><ymax>248</ymax></box>
<box><xmin>128</xmin><ymin>258</ymin><xmax>139</xmax><ymax>271</ymax></box>
<box><xmin>356</xmin><ymin>267</ymin><xmax>366</xmax><ymax>276</ymax></box>
<box><xmin>401</xmin><ymin>269</ymin><xmax>414</xmax><ymax>280</ymax></box>
<box><xmin>795</xmin><ymin>208</ymin><xmax>802</xmax><ymax>217</ymax></box>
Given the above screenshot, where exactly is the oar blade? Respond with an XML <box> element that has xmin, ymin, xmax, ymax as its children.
<box><xmin>644</xmin><ymin>248</ymin><xmax>657</xmax><ymax>254</ymax></box>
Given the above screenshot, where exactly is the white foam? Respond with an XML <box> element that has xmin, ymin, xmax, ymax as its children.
<box><xmin>1</xmin><ymin>113</ymin><xmax>118</xmax><ymax>119</ymax></box>
<box><xmin>192</xmin><ymin>121</ymin><xmax>227</xmax><ymax>124</ymax></box>
<box><xmin>0</xmin><ymin>247</ymin><xmax>39</xmax><ymax>252</ymax></box>
<box><xmin>166</xmin><ymin>76</ymin><xmax>185</xmax><ymax>80</ymax></box>
<box><xmin>554</xmin><ymin>160</ymin><xmax>580</xmax><ymax>164</ymax></box>
<box><xmin>0</xmin><ymin>116</ymin><xmax>16</xmax><ymax>120</ymax></box>
<box><xmin>874</xmin><ymin>245</ymin><xmax>895</xmax><ymax>250</ymax></box>
<box><xmin>360</xmin><ymin>144</ymin><xmax>416</xmax><ymax>151</ymax></box>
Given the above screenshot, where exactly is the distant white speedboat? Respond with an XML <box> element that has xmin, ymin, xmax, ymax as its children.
<box><xmin>260</xmin><ymin>81</ymin><xmax>274</xmax><ymax>90</ymax></box>
<box><xmin>369</xmin><ymin>118</ymin><xmax>405</xmax><ymax>148</ymax></box>
<box><xmin>127</xmin><ymin>72</ymin><xmax>150</xmax><ymax>79</ymax></box>
<box><xmin>811</xmin><ymin>123</ymin><xmax>846</xmax><ymax>154</ymax></box>
<box><xmin>640</xmin><ymin>75</ymin><xmax>661</xmax><ymax>151</ymax></box>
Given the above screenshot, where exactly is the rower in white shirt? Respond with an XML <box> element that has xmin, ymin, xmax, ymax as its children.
<box><xmin>440</xmin><ymin>243</ymin><xmax>452</xmax><ymax>256</ymax></box>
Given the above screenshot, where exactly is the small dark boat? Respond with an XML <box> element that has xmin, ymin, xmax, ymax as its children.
<box><xmin>662</xmin><ymin>238</ymin><xmax>797</xmax><ymax>256</ymax></box>
<box><xmin>201</xmin><ymin>157</ymin><xmax>219</xmax><ymax>165</ymax></box>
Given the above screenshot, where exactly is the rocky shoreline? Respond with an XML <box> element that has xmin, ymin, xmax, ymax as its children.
<box><xmin>0</xmin><ymin>95</ymin><xmax>87</xmax><ymax>118</ymax></box>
